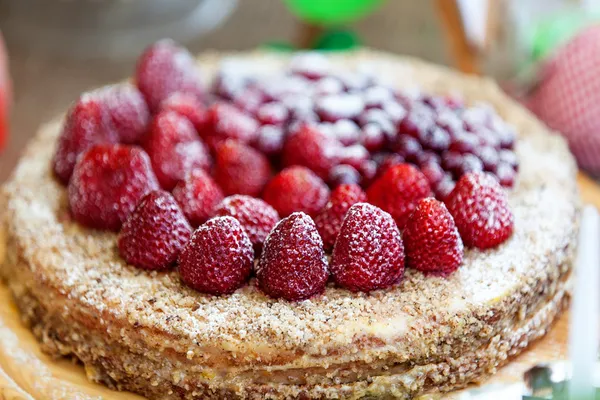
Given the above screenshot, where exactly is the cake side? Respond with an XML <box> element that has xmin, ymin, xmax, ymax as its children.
<box><xmin>0</xmin><ymin>49</ymin><xmax>580</xmax><ymax>399</ymax></box>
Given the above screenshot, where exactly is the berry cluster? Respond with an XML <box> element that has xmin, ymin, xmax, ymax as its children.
<box><xmin>55</xmin><ymin>40</ymin><xmax>516</xmax><ymax>301</ymax></box>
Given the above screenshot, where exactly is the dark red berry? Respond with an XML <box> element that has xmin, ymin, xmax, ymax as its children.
<box><xmin>282</xmin><ymin>123</ymin><xmax>340</xmax><ymax>179</ymax></box>
<box><xmin>449</xmin><ymin>132</ymin><xmax>478</xmax><ymax>154</ymax></box>
<box><xmin>495</xmin><ymin>162</ymin><xmax>517</xmax><ymax>187</ymax></box>
<box><xmin>256</xmin><ymin>102</ymin><xmax>289</xmax><ymax>126</ymax></box>
<box><xmin>331</xmin><ymin>203</ymin><xmax>405</xmax><ymax>292</ymax></box>
<box><xmin>160</xmin><ymin>92</ymin><xmax>207</xmax><ymax>132</ymax></box>
<box><xmin>202</xmin><ymin>102</ymin><xmax>259</xmax><ymax>149</ymax></box>
<box><xmin>263</xmin><ymin>166</ymin><xmax>330</xmax><ymax>217</ymax></box>
<box><xmin>257</xmin><ymin>212</ymin><xmax>329</xmax><ymax>301</ymax></box>
<box><xmin>144</xmin><ymin>110</ymin><xmax>211</xmax><ymax>190</ymax></box>
<box><xmin>213</xmin><ymin>140</ymin><xmax>271</xmax><ymax>197</ymax></box>
<box><xmin>332</xmin><ymin>119</ymin><xmax>361</xmax><ymax>146</ymax></box>
<box><xmin>101</xmin><ymin>84</ymin><xmax>150</xmax><ymax>144</ymax></box>
<box><xmin>328</xmin><ymin>164</ymin><xmax>362</xmax><ymax>187</ymax></box>
<box><xmin>135</xmin><ymin>39</ymin><xmax>203</xmax><ymax>111</ymax></box>
<box><xmin>118</xmin><ymin>190</ymin><xmax>192</xmax><ymax>270</ymax></box>
<box><xmin>458</xmin><ymin>153</ymin><xmax>484</xmax><ymax>177</ymax></box>
<box><xmin>314</xmin><ymin>184</ymin><xmax>367</xmax><ymax>251</ymax></box>
<box><xmin>476</xmin><ymin>146</ymin><xmax>500</xmax><ymax>172</ymax></box>
<box><xmin>433</xmin><ymin>173</ymin><xmax>456</xmax><ymax>202</ymax></box>
<box><xmin>498</xmin><ymin>149</ymin><xmax>519</xmax><ymax>170</ymax></box>
<box><xmin>442</xmin><ymin>151</ymin><xmax>464</xmax><ymax>175</ymax></box>
<box><xmin>172</xmin><ymin>169</ymin><xmax>224</xmax><ymax>227</ymax></box>
<box><xmin>397</xmin><ymin>106</ymin><xmax>434</xmax><ymax>138</ymax></box>
<box><xmin>393</xmin><ymin>135</ymin><xmax>422</xmax><ymax>162</ymax></box>
<box><xmin>68</xmin><ymin>144</ymin><xmax>159</xmax><ymax>231</ymax></box>
<box><xmin>289</xmin><ymin>53</ymin><xmax>331</xmax><ymax>80</ymax></box>
<box><xmin>361</xmin><ymin>123</ymin><xmax>386</xmax><ymax>152</ymax></box>
<box><xmin>420</xmin><ymin>159</ymin><xmax>445</xmax><ymax>186</ymax></box>
<box><xmin>403</xmin><ymin>198</ymin><xmax>463</xmax><ymax>275</ymax></box>
<box><xmin>214</xmin><ymin>195</ymin><xmax>279</xmax><ymax>252</ymax></box>
<box><xmin>179</xmin><ymin>216</ymin><xmax>253</xmax><ymax>295</ymax></box>
<box><xmin>418</xmin><ymin>127</ymin><xmax>451</xmax><ymax>152</ymax></box>
<box><xmin>337</xmin><ymin>144</ymin><xmax>369</xmax><ymax>170</ymax></box>
<box><xmin>357</xmin><ymin>159</ymin><xmax>378</xmax><ymax>187</ymax></box>
<box><xmin>446</xmin><ymin>172</ymin><xmax>514</xmax><ymax>249</ymax></box>
<box><xmin>253</xmin><ymin>125</ymin><xmax>285</xmax><ymax>156</ymax></box>
<box><xmin>233</xmin><ymin>87</ymin><xmax>266</xmax><ymax>115</ymax></box>
<box><xmin>316</xmin><ymin>93</ymin><xmax>365</xmax><ymax>122</ymax></box>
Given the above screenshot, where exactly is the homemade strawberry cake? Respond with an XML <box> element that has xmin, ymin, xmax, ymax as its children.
<box><xmin>0</xmin><ymin>41</ymin><xmax>579</xmax><ymax>399</ymax></box>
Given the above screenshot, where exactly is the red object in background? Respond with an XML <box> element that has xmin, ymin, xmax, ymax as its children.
<box><xmin>527</xmin><ymin>26</ymin><xmax>600</xmax><ymax>176</ymax></box>
<box><xmin>0</xmin><ymin>33</ymin><xmax>9</xmax><ymax>151</ymax></box>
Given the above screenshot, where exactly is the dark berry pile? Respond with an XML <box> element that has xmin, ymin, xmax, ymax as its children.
<box><xmin>55</xmin><ymin>41</ymin><xmax>517</xmax><ymax>301</ymax></box>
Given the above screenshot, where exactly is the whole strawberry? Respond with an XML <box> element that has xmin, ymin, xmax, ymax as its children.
<box><xmin>314</xmin><ymin>184</ymin><xmax>367</xmax><ymax>251</ymax></box>
<box><xmin>53</xmin><ymin>92</ymin><xmax>117</xmax><ymax>184</ymax></box>
<box><xmin>135</xmin><ymin>39</ymin><xmax>203</xmax><ymax>111</ymax></box>
<box><xmin>445</xmin><ymin>172</ymin><xmax>514</xmax><ymax>249</ymax></box>
<box><xmin>118</xmin><ymin>191</ymin><xmax>192</xmax><ymax>270</ymax></box>
<box><xmin>331</xmin><ymin>203</ymin><xmax>405</xmax><ymax>292</ymax></box>
<box><xmin>101</xmin><ymin>84</ymin><xmax>150</xmax><ymax>144</ymax></box>
<box><xmin>213</xmin><ymin>140</ymin><xmax>271</xmax><ymax>197</ymax></box>
<box><xmin>172</xmin><ymin>169</ymin><xmax>224</xmax><ymax>227</ymax></box>
<box><xmin>403</xmin><ymin>198</ymin><xmax>463</xmax><ymax>275</ymax></box>
<box><xmin>263</xmin><ymin>166</ymin><xmax>330</xmax><ymax>217</ymax></box>
<box><xmin>257</xmin><ymin>212</ymin><xmax>329</xmax><ymax>301</ymax></box>
<box><xmin>214</xmin><ymin>195</ymin><xmax>279</xmax><ymax>252</ymax></box>
<box><xmin>160</xmin><ymin>92</ymin><xmax>207</xmax><ymax>132</ymax></box>
<box><xmin>68</xmin><ymin>144</ymin><xmax>159</xmax><ymax>231</ymax></box>
<box><xmin>282</xmin><ymin>123</ymin><xmax>340</xmax><ymax>179</ymax></box>
<box><xmin>367</xmin><ymin>163</ymin><xmax>432</xmax><ymax>229</ymax></box>
<box><xmin>179</xmin><ymin>216</ymin><xmax>253</xmax><ymax>295</ymax></box>
<box><xmin>144</xmin><ymin>110</ymin><xmax>211</xmax><ymax>191</ymax></box>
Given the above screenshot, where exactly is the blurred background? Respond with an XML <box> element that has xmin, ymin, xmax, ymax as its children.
<box><xmin>1</xmin><ymin>0</ymin><xmax>599</xmax><ymax>181</ymax></box>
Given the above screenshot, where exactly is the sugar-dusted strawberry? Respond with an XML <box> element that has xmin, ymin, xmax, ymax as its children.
<box><xmin>367</xmin><ymin>163</ymin><xmax>432</xmax><ymax>229</ymax></box>
<box><xmin>118</xmin><ymin>190</ymin><xmax>192</xmax><ymax>270</ymax></box>
<box><xmin>53</xmin><ymin>93</ymin><xmax>117</xmax><ymax>184</ymax></box>
<box><xmin>214</xmin><ymin>195</ymin><xmax>279</xmax><ymax>252</ymax></box>
<box><xmin>101</xmin><ymin>84</ymin><xmax>150</xmax><ymax>144</ymax></box>
<box><xmin>213</xmin><ymin>140</ymin><xmax>271</xmax><ymax>197</ymax></box>
<box><xmin>282</xmin><ymin>123</ymin><xmax>340</xmax><ymax>179</ymax></box>
<box><xmin>172</xmin><ymin>169</ymin><xmax>224</xmax><ymax>227</ymax></box>
<box><xmin>314</xmin><ymin>184</ymin><xmax>367</xmax><ymax>251</ymax></box>
<box><xmin>202</xmin><ymin>102</ymin><xmax>259</xmax><ymax>149</ymax></box>
<box><xmin>68</xmin><ymin>144</ymin><xmax>159</xmax><ymax>231</ymax></box>
<box><xmin>179</xmin><ymin>216</ymin><xmax>253</xmax><ymax>295</ymax></box>
<box><xmin>331</xmin><ymin>203</ymin><xmax>405</xmax><ymax>292</ymax></box>
<box><xmin>263</xmin><ymin>166</ymin><xmax>330</xmax><ymax>217</ymax></box>
<box><xmin>446</xmin><ymin>172</ymin><xmax>514</xmax><ymax>249</ymax></box>
<box><xmin>403</xmin><ymin>198</ymin><xmax>463</xmax><ymax>274</ymax></box>
<box><xmin>256</xmin><ymin>212</ymin><xmax>329</xmax><ymax>301</ymax></box>
<box><xmin>144</xmin><ymin>110</ymin><xmax>211</xmax><ymax>190</ymax></box>
<box><xmin>160</xmin><ymin>92</ymin><xmax>207</xmax><ymax>132</ymax></box>
<box><xmin>135</xmin><ymin>39</ymin><xmax>203</xmax><ymax>111</ymax></box>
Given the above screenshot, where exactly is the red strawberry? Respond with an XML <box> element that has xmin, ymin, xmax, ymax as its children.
<box><xmin>179</xmin><ymin>216</ymin><xmax>253</xmax><ymax>295</ymax></box>
<box><xmin>213</xmin><ymin>140</ymin><xmax>271</xmax><ymax>197</ymax></box>
<box><xmin>282</xmin><ymin>123</ymin><xmax>340</xmax><ymax>179</ymax></box>
<box><xmin>263</xmin><ymin>166</ymin><xmax>330</xmax><ymax>217</ymax></box>
<box><xmin>135</xmin><ymin>39</ymin><xmax>203</xmax><ymax>112</ymax></box>
<box><xmin>202</xmin><ymin>102</ymin><xmax>259</xmax><ymax>149</ymax></box>
<box><xmin>68</xmin><ymin>144</ymin><xmax>159</xmax><ymax>231</ymax></box>
<box><xmin>367</xmin><ymin>163</ymin><xmax>432</xmax><ymax>229</ymax></box>
<box><xmin>118</xmin><ymin>190</ymin><xmax>192</xmax><ymax>270</ymax></box>
<box><xmin>172</xmin><ymin>169</ymin><xmax>224</xmax><ymax>227</ymax></box>
<box><xmin>101</xmin><ymin>84</ymin><xmax>150</xmax><ymax>144</ymax></box>
<box><xmin>256</xmin><ymin>212</ymin><xmax>329</xmax><ymax>301</ymax></box>
<box><xmin>53</xmin><ymin>93</ymin><xmax>117</xmax><ymax>184</ymax></box>
<box><xmin>160</xmin><ymin>92</ymin><xmax>207</xmax><ymax>132</ymax></box>
<box><xmin>445</xmin><ymin>172</ymin><xmax>514</xmax><ymax>249</ymax></box>
<box><xmin>331</xmin><ymin>203</ymin><xmax>405</xmax><ymax>292</ymax></box>
<box><xmin>314</xmin><ymin>184</ymin><xmax>367</xmax><ymax>251</ymax></box>
<box><xmin>403</xmin><ymin>198</ymin><xmax>463</xmax><ymax>274</ymax></box>
<box><xmin>214</xmin><ymin>195</ymin><xmax>279</xmax><ymax>252</ymax></box>
<box><xmin>144</xmin><ymin>110</ymin><xmax>211</xmax><ymax>190</ymax></box>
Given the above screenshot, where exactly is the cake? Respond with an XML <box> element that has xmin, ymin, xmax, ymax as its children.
<box><xmin>0</xmin><ymin>42</ymin><xmax>580</xmax><ymax>399</ymax></box>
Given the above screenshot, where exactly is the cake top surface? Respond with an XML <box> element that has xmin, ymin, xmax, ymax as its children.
<box><xmin>2</xmin><ymin>49</ymin><xmax>579</xmax><ymax>364</ymax></box>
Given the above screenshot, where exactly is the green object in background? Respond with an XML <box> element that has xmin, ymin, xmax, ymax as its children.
<box><xmin>314</xmin><ymin>29</ymin><xmax>360</xmax><ymax>51</ymax></box>
<box><xmin>284</xmin><ymin>0</ymin><xmax>384</xmax><ymax>25</ymax></box>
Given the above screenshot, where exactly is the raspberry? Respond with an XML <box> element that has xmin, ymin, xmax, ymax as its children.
<box><xmin>68</xmin><ymin>144</ymin><xmax>159</xmax><ymax>231</ymax></box>
<box><xmin>213</xmin><ymin>140</ymin><xmax>271</xmax><ymax>197</ymax></box>
<box><xmin>403</xmin><ymin>198</ymin><xmax>463</xmax><ymax>275</ymax></box>
<box><xmin>282</xmin><ymin>123</ymin><xmax>340</xmax><ymax>179</ymax></box>
<box><xmin>367</xmin><ymin>163</ymin><xmax>432</xmax><ymax>229</ymax></box>
<box><xmin>179</xmin><ymin>216</ymin><xmax>253</xmax><ymax>295</ymax></box>
<box><xmin>331</xmin><ymin>203</ymin><xmax>405</xmax><ymax>292</ymax></box>
<box><xmin>172</xmin><ymin>169</ymin><xmax>224</xmax><ymax>227</ymax></box>
<box><xmin>263</xmin><ymin>166</ymin><xmax>330</xmax><ymax>217</ymax></box>
<box><xmin>101</xmin><ymin>84</ymin><xmax>150</xmax><ymax>144</ymax></box>
<box><xmin>118</xmin><ymin>190</ymin><xmax>192</xmax><ymax>270</ymax></box>
<box><xmin>135</xmin><ymin>39</ymin><xmax>203</xmax><ymax>111</ymax></box>
<box><xmin>256</xmin><ymin>212</ymin><xmax>329</xmax><ymax>301</ymax></box>
<box><xmin>446</xmin><ymin>172</ymin><xmax>514</xmax><ymax>249</ymax></box>
<box><xmin>144</xmin><ymin>110</ymin><xmax>211</xmax><ymax>190</ymax></box>
<box><xmin>202</xmin><ymin>102</ymin><xmax>259</xmax><ymax>149</ymax></box>
<box><xmin>53</xmin><ymin>93</ymin><xmax>116</xmax><ymax>184</ymax></box>
<box><xmin>214</xmin><ymin>195</ymin><xmax>280</xmax><ymax>252</ymax></box>
<box><xmin>314</xmin><ymin>184</ymin><xmax>367</xmax><ymax>251</ymax></box>
<box><xmin>160</xmin><ymin>92</ymin><xmax>207</xmax><ymax>132</ymax></box>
